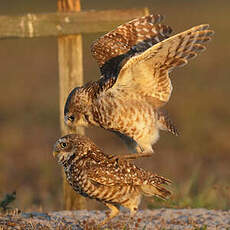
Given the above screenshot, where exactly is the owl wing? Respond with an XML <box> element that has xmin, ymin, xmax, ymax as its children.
<box><xmin>91</xmin><ymin>14</ymin><xmax>172</xmax><ymax>82</ymax></box>
<box><xmin>108</xmin><ymin>24</ymin><xmax>214</xmax><ymax>107</ymax></box>
<box><xmin>86</xmin><ymin>160</ymin><xmax>146</xmax><ymax>186</ymax></box>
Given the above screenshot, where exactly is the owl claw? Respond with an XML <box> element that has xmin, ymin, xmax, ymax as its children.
<box><xmin>108</xmin><ymin>152</ymin><xmax>153</xmax><ymax>162</ymax></box>
<box><xmin>108</xmin><ymin>155</ymin><xmax>123</xmax><ymax>165</ymax></box>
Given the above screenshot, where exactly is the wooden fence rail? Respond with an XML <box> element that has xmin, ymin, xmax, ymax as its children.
<box><xmin>0</xmin><ymin>8</ymin><xmax>148</xmax><ymax>39</ymax></box>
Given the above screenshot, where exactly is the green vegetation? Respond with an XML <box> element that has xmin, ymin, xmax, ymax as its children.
<box><xmin>194</xmin><ymin>226</ymin><xmax>207</xmax><ymax>230</ymax></box>
<box><xmin>0</xmin><ymin>191</ymin><xmax>16</xmax><ymax>212</ymax></box>
<box><xmin>148</xmin><ymin>172</ymin><xmax>230</xmax><ymax>210</ymax></box>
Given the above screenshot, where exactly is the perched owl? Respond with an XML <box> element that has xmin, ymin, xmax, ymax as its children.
<box><xmin>64</xmin><ymin>14</ymin><xmax>214</xmax><ymax>159</ymax></box>
<box><xmin>53</xmin><ymin>134</ymin><xmax>171</xmax><ymax>225</ymax></box>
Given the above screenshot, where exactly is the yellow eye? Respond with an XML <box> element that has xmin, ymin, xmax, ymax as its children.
<box><xmin>68</xmin><ymin>116</ymin><xmax>75</xmax><ymax>122</ymax></box>
<box><xmin>60</xmin><ymin>142</ymin><xmax>67</xmax><ymax>148</ymax></box>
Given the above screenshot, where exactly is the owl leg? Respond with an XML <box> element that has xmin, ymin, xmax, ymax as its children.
<box><xmin>109</xmin><ymin>151</ymin><xmax>153</xmax><ymax>161</ymax></box>
<box><xmin>122</xmin><ymin>194</ymin><xmax>141</xmax><ymax>220</ymax></box>
<box><xmin>128</xmin><ymin>205</ymin><xmax>138</xmax><ymax>218</ymax></box>
<box><xmin>98</xmin><ymin>203</ymin><xmax>120</xmax><ymax>226</ymax></box>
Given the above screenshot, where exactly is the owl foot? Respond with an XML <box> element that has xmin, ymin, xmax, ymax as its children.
<box><xmin>98</xmin><ymin>203</ymin><xmax>120</xmax><ymax>227</ymax></box>
<box><xmin>109</xmin><ymin>152</ymin><xmax>153</xmax><ymax>162</ymax></box>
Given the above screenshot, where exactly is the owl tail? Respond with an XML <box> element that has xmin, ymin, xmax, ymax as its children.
<box><xmin>156</xmin><ymin>110</ymin><xmax>179</xmax><ymax>136</ymax></box>
<box><xmin>140</xmin><ymin>174</ymin><xmax>172</xmax><ymax>200</ymax></box>
<box><xmin>140</xmin><ymin>184</ymin><xmax>172</xmax><ymax>200</ymax></box>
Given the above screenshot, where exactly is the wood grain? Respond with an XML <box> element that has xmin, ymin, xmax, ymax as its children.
<box><xmin>57</xmin><ymin>0</ymin><xmax>86</xmax><ymax>210</ymax></box>
<box><xmin>0</xmin><ymin>8</ymin><xmax>149</xmax><ymax>39</ymax></box>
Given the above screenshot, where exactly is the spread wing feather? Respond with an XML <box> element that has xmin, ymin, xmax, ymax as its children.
<box><xmin>111</xmin><ymin>24</ymin><xmax>214</xmax><ymax>107</ymax></box>
<box><xmin>91</xmin><ymin>14</ymin><xmax>172</xmax><ymax>79</ymax></box>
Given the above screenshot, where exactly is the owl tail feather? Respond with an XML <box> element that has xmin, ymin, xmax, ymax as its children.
<box><xmin>140</xmin><ymin>184</ymin><xmax>172</xmax><ymax>200</ymax></box>
<box><xmin>156</xmin><ymin>110</ymin><xmax>179</xmax><ymax>136</ymax></box>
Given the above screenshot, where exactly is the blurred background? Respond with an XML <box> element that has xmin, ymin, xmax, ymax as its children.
<box><xmin>0</xmin><ymin>0</ymin><xmax>229</xmax><ymax>212</ymax></box>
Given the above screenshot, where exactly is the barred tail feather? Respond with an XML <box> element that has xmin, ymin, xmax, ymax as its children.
<box><xmin>156</xmin><ymin>110</ymin><xmax>179</xmax><ymax>136</ymax></box>
<box><xmin>140</xmin><ymin>184</ymin><xmax>172</xmax><ymax>200</ymax></box>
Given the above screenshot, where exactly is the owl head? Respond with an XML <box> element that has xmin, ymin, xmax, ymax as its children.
<box><xmin>64</xmin><ymin>86</ymin><xmax>92</xmax><ymax>129</ymax></box>
<box><xmin>53</xmin><ymin>134</ymin><xmax>76</xmax><ymax>165</ymax></box>
<box><xmin>53</xmin><ymin>134</ymin><xmax>99</xmax><ymax>165</ymax></box>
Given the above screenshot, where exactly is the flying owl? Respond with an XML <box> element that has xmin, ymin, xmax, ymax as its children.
<box><xmin>53</xmin><ymin>134</ymin><xmax>171</xmax><ymax>225</ymax></box>
<box><xmin>64</xmin><ymin>14</ymin><xmax>214</xmax><ymax>159</ymax></box>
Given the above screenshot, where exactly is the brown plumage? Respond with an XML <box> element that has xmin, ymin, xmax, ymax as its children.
<box><xmin>53</xmin><ymin>134</ymin><xmax>171</xmax><ymax>225</ymax></box>
<box><xmin>64</xmin><ymin>14</ymin><xmax>214</xmax><ymax>159</ymax></box>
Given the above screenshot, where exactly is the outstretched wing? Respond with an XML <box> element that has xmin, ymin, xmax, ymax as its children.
<box><xmin>110</xmin><ymin>24</ymin><xmax>214</xmax><ymax>107</ymax></box>
<box><xmin>91</xmin><ymin>14</ymin><xmax>172</xmax><ymax>79</ymax></box>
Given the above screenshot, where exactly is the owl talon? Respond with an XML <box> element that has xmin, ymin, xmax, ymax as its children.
<box><xmin>109</xmin><ymin>152</ymin><xmax>153</xmax><ymax>162</ymax></box>
<box><xmin>108</xmin><ymin>155</ymin><xmax>123</xmax><ymax>167</ymax></box>
<box><xmin>109</xmin><ymin>155</ymin><xmax>122</xmax><ymax>161</ymax></box>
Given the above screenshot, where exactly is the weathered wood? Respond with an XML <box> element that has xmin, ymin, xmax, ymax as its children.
<box><xmin>0</xmin><ymin>8</ymin><xmax>149</xmax><ymax>39</ymax></box>
<box><xmin>57</xmin><ymin>0</ymin><xmax>87</xmax><ymax>210</ymax></box>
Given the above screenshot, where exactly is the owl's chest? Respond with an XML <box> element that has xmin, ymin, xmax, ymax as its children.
<box><xmin>93</xmin><ymin>95</ymin><xmax>157</xmax><ymax>134</ymax></box>
<box><xmin>64</xmin><ymin>164</ymin><xmax>90</xmax><ymax>198</ymax></box>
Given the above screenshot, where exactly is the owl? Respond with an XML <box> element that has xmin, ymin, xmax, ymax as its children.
<box><xmin>53</xmin><ymin>134</ymin><xmax>171</xmax><ymax>226</ymax></box>
<box><xmin>64</xmin><ymin>14</ymin><xmax>214</xmax><ymax>160</ymax></box>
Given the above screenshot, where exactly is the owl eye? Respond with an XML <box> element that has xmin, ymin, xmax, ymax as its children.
<box><xmin>68</xmin><ymin>115</ymin><xmax>75</xmax><ymax>122</ymax></box>
<box><xmin>60</xmin><ymin>142</ymin><xmax>67</xmax><ymax>148</ymax></box>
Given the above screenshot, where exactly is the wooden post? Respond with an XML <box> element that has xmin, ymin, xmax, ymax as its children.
<box><xmin>57</xmin><ymin>0</ymin><xmax>86</xmax><ymax>210</ymax></box>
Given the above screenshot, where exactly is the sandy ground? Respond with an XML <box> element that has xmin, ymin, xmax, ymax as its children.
<box><xmin>0</xmin><ymin>208</ymin><xmax>229</xmax><ymax>230</ymax></box>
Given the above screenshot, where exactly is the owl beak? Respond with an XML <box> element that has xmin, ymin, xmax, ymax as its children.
<box><xmin>64</xmin><ymin>115</ymin><xmax>74</xmax><ymax>128</ymax></box>
<box><xmin>53</xmin><ymin>151</ymin><xmax>58</xmax><ymax>158</ymax></box>
<box><xmin>53</xmin><ymin>141</ymin><xmax>59</xmax><ymax>158</ymax></box>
